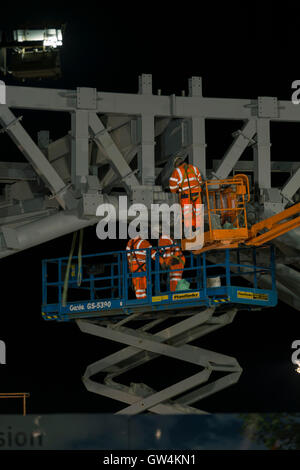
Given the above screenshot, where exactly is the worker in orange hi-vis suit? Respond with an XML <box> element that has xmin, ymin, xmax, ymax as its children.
<box><xmin>126</xmin><ymin>236</ymin><xmax>156</xmax><ymax>300</ymax></box>
<box><xmin>158</xmin><ymin>235</ymin><xmax>186</xmax><ymax>292</ymax></box>
<box><xmin>169</xmin><ymin>156</ymin><xmax>203</xmax><ymax>237</ymax></box>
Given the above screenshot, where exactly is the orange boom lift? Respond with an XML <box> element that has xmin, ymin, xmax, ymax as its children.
<box><xmin>182</xmin><ymin>174</ymin><xmax>300</xmax><ymax>254</ymax></box>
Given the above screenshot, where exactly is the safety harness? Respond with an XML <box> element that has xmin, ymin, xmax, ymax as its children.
<box><xmin>160</xmin><ymin>239</ymin><xmax>185</xmax><ymax>266</ymax></box>
<box><xmin>179</xmin><ymin>163</ymin><xmax>202</xmax><ymax>218</ymax></box>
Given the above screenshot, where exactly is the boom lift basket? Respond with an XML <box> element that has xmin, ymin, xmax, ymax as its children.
<box><xmin>200</xmin><ymin>174</ymin><xmax>250</xmax><ymax>252</ymax></box>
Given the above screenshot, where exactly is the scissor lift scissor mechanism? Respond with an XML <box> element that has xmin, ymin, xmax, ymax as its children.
<box><xmin>77</xmin><ymin>308</ymin><xmax>242</xmax><ymax>414</ymax></box>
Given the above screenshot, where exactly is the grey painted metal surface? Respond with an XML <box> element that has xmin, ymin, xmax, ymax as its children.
<box><xmin>1</xmin><ymin>74</ymin><xmax>299</xmax><ymax>413</ymax></box>
<box><xmin>215</xmin><ymin>120</ymin><xmax>256</xmax><ymax>180</ymax></box>
<box><xmin>0</xmin><ymin>73</ymin><xmax>299</xmax><ymax>307</ymax></box>
<box><xmin>0</xmin><ymin>105</ymin><xmax>76</xmax><ymax>210</ymax></box>
<box><xmin>77</xmin><ymin>308</ymin><xmax>242</xmax><ymax>414</ymax></box>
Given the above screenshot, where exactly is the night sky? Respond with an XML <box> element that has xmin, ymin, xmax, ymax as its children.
<box><xmin>0</xmin><ymin>3</ymin><xmax>300</xmax><ymax>415</ymax></box>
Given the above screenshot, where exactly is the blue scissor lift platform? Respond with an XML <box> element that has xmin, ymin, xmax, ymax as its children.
<box><xmin>41</xmin><ymin>244</ymin><xmax>277</xmax><ymax>414</ymax></box>
<box><xmin>42</xmin><ymin>245</ymin><xmax>277</xmax><ymax>322</ymax></box>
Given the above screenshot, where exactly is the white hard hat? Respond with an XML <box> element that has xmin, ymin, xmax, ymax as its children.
<box><xmin>174</xmin><ymin>155</ymin><xmax>185</xmax><ymax>167</ymax></box>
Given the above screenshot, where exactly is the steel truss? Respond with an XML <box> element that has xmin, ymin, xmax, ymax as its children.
<box><xmin>0</xmin><ymin>74</ymin><xmax>300</xmax><ymax>310</ymax></box>
<box><xmin>77</xmin><ymin>307</ymin><xmax>242</xmax><ymax>414</ymax></box>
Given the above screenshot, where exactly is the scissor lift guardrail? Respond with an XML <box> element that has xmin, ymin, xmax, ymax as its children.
<box><xmin>41</xmin><ymin>245</ymin><xmax>277</xmax><ymax>322</ymax></box>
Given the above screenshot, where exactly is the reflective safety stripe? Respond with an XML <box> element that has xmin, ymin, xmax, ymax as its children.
<box><xmin>170</xmin><ymin>164</ymin><xmax>202</xmax><ymax>193</ymax></box>
<box><xmin>176</xmin><ymin>167</ymin><xmax>183</xmax><ymax>183</ymax></box>
<box><xmin>127</xmin><ymin>238</ymin><xmax>154</xmax><ymax>265</ymax></box>
<box><xmin>127</xmin><ymin>250</ymin><xmax>146</xmax><ymax>256</ymax></box>
<box><xmin>184</xmin><ymin>177</ymin><xmax>198</xmax><ymax>182</ymax></box>
<box><xmin>180</xmin><ymin>185</ymin><xmax>200</xmax><ymax>191</ymax></box>
<box><xmin>136</xmin><ymin>239</ymin><xmax>143</xmax><ymax>249</ymax></box>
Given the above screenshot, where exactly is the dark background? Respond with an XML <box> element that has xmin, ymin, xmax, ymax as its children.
<box><xmin>0</xmin><ymin>2</ymin><xmax>300</xmax><ymax>414</ymax></box>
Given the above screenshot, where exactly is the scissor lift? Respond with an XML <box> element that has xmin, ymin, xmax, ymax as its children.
<box><xmin>41</xmin><ymin>245</ymin><xmax>276</xmax><ymax>413</ymax></box>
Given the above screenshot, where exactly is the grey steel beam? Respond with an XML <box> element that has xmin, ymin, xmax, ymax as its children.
<box><xmin>0</xmin><ymin>162</ymin><xmax>36</xmax><ymax>182</ymax></box>
<box><xmin>212</xmin><ymin>159</ymin><xmax>299</xmax><ymax>173</ymax></box>
<box><xmin>0</xmin><ymin>193</ymin><xmax>130</xmax><ymax>257</ymax></box>
<box><xmin>281</xmin><ymin>167</ymin><xmax>300</xmax><ymax>204</ymax></box>
<box><xmin>137</xmin><ymin>114</ymin><xmax>155</xmax><ymax>185</ymax></box>
<box><xmin>138</xmin><ymin>74</ymin><xmax>152</xmax><ymax>95</ymax></box>
<box><xmin>37</xmin><ymin>130</ymin><xmax>50</xmax><ymax>150</ymax></box>
<box><xmin>48</xmin><ymin>135</ymin><xmax>70</xmax><ymax>161</ymax></box>
<box><xmin>0</xmin><ymin>86</ymin><xmax>261</xmax><ymax>120</ymax></box>
<box><xmin>4</xmin><ymin>85</ymin><xmax>250</xmax><ymax>118</ymax></box>
<box><xmin>71</xmin><ymin>110</ymin><xmax>89</xmax><ymax>189</ymax></box>
<box><xmin>188</xmin><ymin>77</ymin><xmax>206</xmax><ymax>177</ymax></box>
<box><xmin>215</xmin><ymin>120</ymin><xmax>256</xmax><ymax>179</ymax></box>
<box><xmin>188</xmin><ymin>117</ymin><xmax>206</xmax><ymax>177</ymax></box>
<box><xmin>102</xmin><ymin>146</ymin><xmax>138</xmax><ymax>192</ymax></box>
<box><xmin>1</xmin><ymin>210</ymin><xmax>98</xmax><ymax>251</ymax></box>
<box><xmin>0</xmin><ymin>106</ymin><xmax>76</xmax><ymax>210</ymax></box>
<box><xmin>0</xmin><ymin>209</ymin><xmax>55</xmax><ymax>226</ymax></box>
<box><xmin>88</xmin><ymin>113</ymin><xmax>140</xmax><ymax>191</ymax></box>
<box><xmin>6</xmin><ymin>83</ymin><xmax>300</xmax><ymax>123</ymax></box>
<box><xmin>6</xmin><ymin>86</ymin><xmax>77</xmax><ymax>111</ymax></box>
<box><xmin>254</xmin><ymin>118</ymin><xmax>271</xmax><ymax>189</ymax></box>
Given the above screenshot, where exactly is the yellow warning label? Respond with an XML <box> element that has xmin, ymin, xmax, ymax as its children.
<box><xmin>152</xmin><ymin>295</ymin><xmax>169</xmax><ymax>302</ymax></box>
<box><xmin>173</xmin><ymin>292</ymin><xmax>200</xmax><ymax>301</ymax></box>
<box><xmin>237</xmin><ymin>291</ymin><xmax>269</xmax><ymax>301</ymax></box>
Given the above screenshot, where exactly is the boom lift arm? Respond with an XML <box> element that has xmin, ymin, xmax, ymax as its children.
<box><xmin>246</xmin><ymin>202</ymin><xmax>300</xmax><ymax>247</ymax></box>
